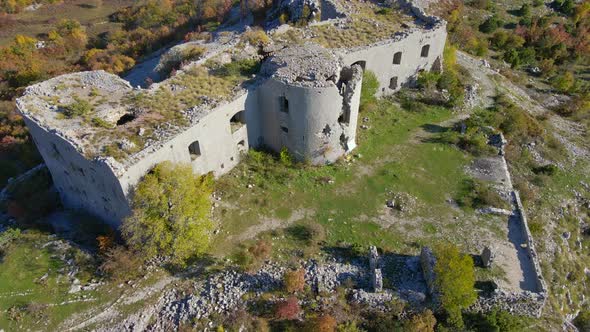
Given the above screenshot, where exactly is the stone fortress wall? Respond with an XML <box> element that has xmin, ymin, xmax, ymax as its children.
<box><xmin>16</xmin><ymin>0</ymin><xmax>448</xmax><ymax>225</ymax></box>
<box><xmin>419</xmin><ymin>133</ymin><xmax>547</xmax><ymax>317</ymax></box>
<box><xmin>20</xmin><ymin>110</ymin><xmax>130</xmax><ymax>224</ymax></box>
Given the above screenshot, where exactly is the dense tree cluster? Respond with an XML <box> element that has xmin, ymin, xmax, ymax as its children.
<box><xmin>437</xmin><ymin>0</ymin><xmax>590</xmax><ymax>95</ymax></box>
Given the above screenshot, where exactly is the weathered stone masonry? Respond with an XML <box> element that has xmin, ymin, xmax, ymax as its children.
<box><xmin>16</xmin><ymin>0</ymin><xmax>447</xmax><ymax>226</ymax></box>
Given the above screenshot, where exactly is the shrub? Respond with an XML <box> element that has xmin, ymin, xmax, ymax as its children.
<box><xmin>249</xmin><ymin>239</ymin><xmax>272</xmax><ymax>260</ymax></box>
<box><xmin>275</xmin><ymin>297</ymin><xmax>301</xmax><ymax>320</ymax></box>
<box><xmin>336</xmin><ymin>321</ymin><xmax>364</xmax><ymax>332</ymax></box>
<box><xmin>307</xmin><ymin>314</ymin><xmax>337</xmax><ymax>332</ymax></box>
<box><xmin>283</xmin><ymin>268</ymin><xmax>306</xmax><ymax>293</ymax></box>
<box><xmin>285</xmin><ymin>223</ymin><xmax>325</xmax><ymax>246</ymax></box>
<box><xmin>466</xmin><ymin>309</ymin><xmax>532</xmax><ymax>331</ymax></box>
<box><xmin>279</xmin><ymin>147</ymin><xmax>293</xmax><ymax>166</ymax></box>
<box><xmin>122</xmin><ymin>161</ymin><xmax>214</xmax><ymax>266</ymax></box>
<box><xmin>574</xmin><ymin>310</ymin><xmax>590</xmax><ymax>331</ymax></box>
<box><xmin>417</xmin><ymin>71</ymin><xmax>441</xmax><ymax>92</ymax></box>
<box><xmin>532</xmin><ymin>164</ymin><xmax>558</xmax><ymax>176</ymax></box>
<box><xmin>551</xmin><ymin>72</ymin><xmax>576</xmax><ymax>93</ymax></box>
<box><xmin>456</xmin><ymin>179</ymin><xmax>509</xmax><ymax>210</ymax></box>
<box><xmin>0</xmin><ymin>228</ymin><xmax>21</xmax><ymax>255</ymax></box>
<box><xmin>62</xmin><ymin>97</ymin><xmax>93</xmax><ymax>118</ymax></box>
<box><xmin>223</xmin><ymin>309</ymin><xmax>270</xmax><ymax>332</ymax></box>
<box><xmin>404</xmin><ymin>310</ymin><xmax>436</xmax><ymax>332</ymax></box>
<box><xmin>479</xmin><ymin>14</ymin><xmax>503</xmax><ymax>33</ymax></box>
<box><xmin>157</xmin><ymin>44</ymin><xmax>206</xmax><ymax>74</ymax></box>
<box><xmin>99</xmin><ymin>245</ymin><xmax>144</xmax><ymax>281</ymax></box>
<box><xmin>241</xmin><ymin>29</ymin><xmax>270</xmax><ymax>46</ymax></box>
<box><xmin>433</xmin><ymin>242</ymin><xmax>477</xmax><ymax>329</ymax></box>
<box><xmin>470</xmin><ymin>0</ymin><xmax>491</xmax><ymax>10</ymax></box>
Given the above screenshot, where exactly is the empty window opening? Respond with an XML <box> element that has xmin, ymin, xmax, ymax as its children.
<box><xmin>279</xmin><ymin>96</ymin><xmax>289</xmax><ymax>113</ymax></box>
<box><xmin>221</xmin><ymin>163</ymin><xmax>224</xmax><ymax>169</ymax></box>
<box><xmin>393</xmin><ymin>52</ymin><xmax>402</xmax><ymax>65</ymax></box>
<box><xmin>421</xmin><ymin>45</ymin><xmax>430</xmax><ymax>58</ymax></box>
<box><xmin>389</xmin><ymin>77</ymin><xmax>398</xmax><ymax>90</ymax></box>
<box><xmin>280</xmin><ymin>126</ymin><xmax>289</xmax><ymax>133</ymax></box>
<box><xmin>237</xmin><ymin>140</ymin><xmax>245</xmax><ymax>147</ymax></box>
<box><xmin>188</xmin><ymin>140</ymin><xmax>201</xmax><ymax>161</ymax></box>
<box><xmin>230</xmin><ymin>110</ymin><xmax>246</xmax><ymax>133</ymax></box>
<box><xmin>117</xmin><ymin>113</ymin><xmax>136</xmax><ymax>126</ymax></box>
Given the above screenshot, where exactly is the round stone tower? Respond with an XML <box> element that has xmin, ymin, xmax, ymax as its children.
<box><xmin>257</xmin><ymin>43</ymin><xmax>363</xmax><ymax>164</ymax></box>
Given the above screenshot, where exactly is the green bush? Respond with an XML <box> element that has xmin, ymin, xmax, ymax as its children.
<box><xmin>480</xmin><ymin>14</ymin><xmax>503</xmax><ymax>33</ymax></box>
<box><xmin>551</xmin><ymin>72</ymin><xmax>576</xmax><ymax>93</ymax></box>
<box><xmin>433</xmin><ymin>242</ymin><xmax>477</xmax><ymax>329</ymax></box>
<box><xmin>279</xmin><ymin>147</ymin><xmax>293</xmax><ymax>167</ymax></box>
<box><xmin>532</xmin><ymin>164</ymin><xmax>558</xmax><ymax>176</ymax></box>
<box><xmin>465</xmin><ymin>309</ymin><xmax>532</xmax><ymax>331</ymax></box>
<box><xmin>517</xmin><ymin>3</ymin><xmax>531</xmax><ymax>17</ymax></box>
<box><xmin>122</xmin><ymin>161</ymin><xmax>214</xmax><ymax>266</ymax></box>
<box><xmin>574</xmin><ymin>310</ymin><xmax>590</xmax><ymax>331</ymax></box>
<box><xmin>62</xmin><ymin>97</ymin><xmax>93</xmax><ymax>118</ymax></box>
<box><xmin>0</xmin><ymin>228</ymin><xmax>21</xmax><ymax>254</ymax></box>
<box><xmin>457</xmin><ymin>179</ymin><xmax>509</xmax><ymax>210</ymax></box>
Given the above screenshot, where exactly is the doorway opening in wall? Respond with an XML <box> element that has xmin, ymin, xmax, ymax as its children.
<box><xmin>393</xmin><ymin>52</ymin><xmax>402</xmax><ymax>65</ymax></box>
<box><xmin>188</xmin><ymin>140</ymin><xmax>201</xmax><ymax>161</ymax></box>
<box><xmin>421</xmin><ymin>44</ymin><xmax>430</xmax><ymax>57</ymax></box>
<box><xmin>351</xmin><ymin>60</ymin><xmax>366</xmax><ymax>71</ymax></box>
<box><xmin>230</xmin><ymin>110</ymin><xmax>246</xmax><ymax>133</ymax></box>
<box><xmin>389</xmin><ymin>77</ymin><xmax>398</xmax><ymax>90</ymax></box>
<box><xmin>279</xmin><ymin>96</ymin><xmax>289</xmax><ymax>113</ymax></box>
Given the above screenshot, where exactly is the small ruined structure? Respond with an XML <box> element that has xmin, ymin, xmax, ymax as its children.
<box><xmin>15</xmin><ymin>0</ymin><xmax>446</xmax><ymax>225</ymax></box>
<box><xmin>368</xmin><ymin>245</ymin><xmax>383</xmax><ymax>292</ymax></box>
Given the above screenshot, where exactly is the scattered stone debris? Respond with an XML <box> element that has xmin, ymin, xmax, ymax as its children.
<box><xmin>385</xmin><ymin>192</ymin><xmax>418</xmax><ymax>214</ymax></box>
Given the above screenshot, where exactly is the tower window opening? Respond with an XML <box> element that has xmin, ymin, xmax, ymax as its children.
<box><xmin>188</xmin><ymin>140</ymin><xmax>201</xmax><ymax>160</ymax></box>
<box><xmin>280</xmin><ymin>96</ymin><xmax>289</xmax><ymax>113</ymax></box>
<box><xmin>421</xmin><ymin>44</ymin><xmax>430</xmax><ymax>57</ymax></box>
<box><xmin>393</xmin><ymin>52</ymin><xmax>402</xmax><ymax>64</ymax></box>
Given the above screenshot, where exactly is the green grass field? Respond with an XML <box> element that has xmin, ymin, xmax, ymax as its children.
<box><xmin>0</xmin><ymin>231</ymin><xmax>121</xmax><ymax>330</ymax></box>
<box><xmin>210</xmin><ymin>100</ymin><xmax>502</xmax><ymax>261</ymax></box>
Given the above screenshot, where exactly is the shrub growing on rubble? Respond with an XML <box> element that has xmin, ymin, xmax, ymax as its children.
<box><xmin>275</xmin><ymin>296</ymin><xmax>301</xmax><ymax>320</ymax></box>
<box><xmin>433</xmin><ymin>242</ymin><xmax>476</xmax><ymax>329</ymax></box>
<box><xmin>283</xmin><ymin>268</ymin><xmax>306</xmax><ymax>293</ymax></box>
<box><xmin>122</xmin><ymin>161</ymin><xmax>214</xmax><ymax>266</ymax></box>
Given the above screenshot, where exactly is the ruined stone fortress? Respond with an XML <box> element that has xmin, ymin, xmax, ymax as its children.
<box><xmin>16</xmin><ymin>0</ymin><xmax>446</xmax><ymax>225</ymax></box>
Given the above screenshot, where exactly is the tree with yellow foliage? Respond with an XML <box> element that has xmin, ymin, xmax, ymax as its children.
<box><xmin>122</xmin><ymin>162</ymin><xmax>214</xmax><ymax>266</ymax></box>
